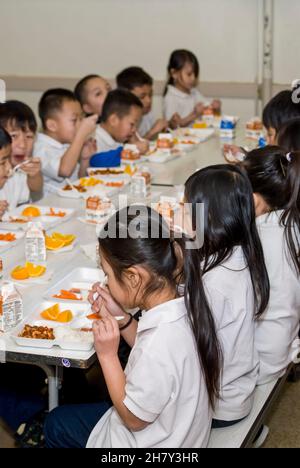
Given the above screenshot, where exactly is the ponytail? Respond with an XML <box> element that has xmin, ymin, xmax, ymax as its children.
<box><xmin>184</xmin><ymin>243</ymin><xmax>223</xmax><ymax>409</ymax></box>
<box><xmin>163</xmin><ymin>75</ymin><xmax>174</xmax><ymax>97</ymax></box>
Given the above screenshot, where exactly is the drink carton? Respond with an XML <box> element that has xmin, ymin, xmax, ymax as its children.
<box><xmin>0</xmin><ymin>282</ymin><xmax>23</xmax><ymax>332</ymax></box>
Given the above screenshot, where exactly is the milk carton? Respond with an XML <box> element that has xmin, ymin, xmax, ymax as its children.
<box><xmin>131</xmin><ymin>166</ymin><xmax>151</xmax><ymax>198</ymax></box>
<box><xmin>121</xmin><ymin>144</ymin><xmax>140</xmax><ymax>161</ymax></box>
<box><xmin>0</xmin><ymin>282</ymin><xmax>23</xmax><ymax>332</ymax></box>
<box><xmin>85</xmin><ymin>196</ymin><xmax>112</xmax><ymax>223</ymax></box>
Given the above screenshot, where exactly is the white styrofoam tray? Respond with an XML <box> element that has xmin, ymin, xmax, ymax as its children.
<box><xmin>44</xmin><ymin>267</ymin><xmax>105</xmax><ymax>303</ymax></box>
<box><xmin>0</xmin><ymin>230</ymin><xmax>25</xmax><ymax>251</ymax></box>
<box><xmin>1</xmin><ymin>205</ymin><xmax>75</xmax><ymax>230</ymax></box>
<box><xmin>11</xmin><ymin>300</ymin><xmax>96</xmax><ymax>351</ymax></box>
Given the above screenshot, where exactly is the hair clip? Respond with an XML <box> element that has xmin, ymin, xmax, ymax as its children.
<box><xmin>286</xmin><ymin>152</ymin><xmax>292</xmax><ymax>163</ymax></box>
<box><xmin>279</xmin><ymin>158</ymin><xmax>287</xmax><ymax>177</ymax></box>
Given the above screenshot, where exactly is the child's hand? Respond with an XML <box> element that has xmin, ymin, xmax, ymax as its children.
<box><xmin>88</xmin><ymin>282</ymin><xmax>125</xmax><ymax>319</ymax></box>
<box><xmin>223</xmin><ymin>144</ymin><xmax>246</xmax><ymax>164</ymax></box>
<box><xmin>169</xmin><ymin>113</ymin><xmax>181</xmax><ymax>129</ymax></box>
<box><xmin>136</xmin><ymin>139</ymin><xmax>149</xmax><ymax>155</ymax></box>
<box><xmin>93</xmin><ymin>315</ymin><xmax>120</xmax><ymax>359</ymax></box>
<box><xmin>22</xmin><ymin>158</ymin><xmax>41</xmax><ymax>178</ymax></box>
<box><xmin>81</xmin><ymin>138</ymin><xmax>97</xmax><ymax>161</ymax></box>
<box><xmin>0</xmin><ymin>200</ymin><xmax>9</xmax><ymax>219</ymax></box>
<box><xmin>211</xmin><ymin>99</ymin><xmax>222</xmax><ymax>114</ymax></box>
<box><xmin>151</xmin><ymin>118</ymin><xmax>168</xmax><ymax>135</ymax></box>
<box><xmin>194</xmin><ymin>102</ymin><xmax>205</xmax><ymax>118</ymax></box>
<box><xmin>77</xmin><ymin>114</ymin><xmax>98</xmax><ymax>140</ymax></box>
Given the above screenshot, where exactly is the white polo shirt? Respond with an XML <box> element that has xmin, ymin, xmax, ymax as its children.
<box><xmin>163</xmin><ymin>85</ymin><xmax>206</xmax><ymax>121</ymax></box>
<box><xmin>203</xmin><ymin>247</ymin><xmax>259</xmax><ymax>421</ymax></box>
<box><xmin>0</xmin><ymin>171</ymin><xmax>30</xmax><ymax>210</ymax></box>
<box><xmin>33</xmin><ymin>133</ymin><xmax>79</xmax><ymax>195</ymax></box>
<box><xmin>87</xmin><ymin>297</ymin><xmax>212</xmax><ymax>448</ymax></box>
<box><xmin>256</xmin><ymin>210</ymin><xmax>300</xmax><ymax>384</ymax></box>
<box><xmin>95</xmin><ymin>126</ymin><xmax>122</xmax><ymax>153</ymax></box>
<box><xmin>138</xmin><ymin>111</ymin><xmax>155</xmax><ymax>138</ymax></box>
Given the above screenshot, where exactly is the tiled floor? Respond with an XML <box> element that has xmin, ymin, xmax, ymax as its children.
<box><xmin>263</xmin><ymin>380</ymin><xmax>300</xmax><ymax>448</ymax></box>
<box><xmin>1</xmin><ymin>380</ymin><xmax>300</xmax><ymax>448</ymax></box>
<box><xmin>0</xmin><ymin>420</ymin><xmax>15</xmax><ymax>448</ymax></box>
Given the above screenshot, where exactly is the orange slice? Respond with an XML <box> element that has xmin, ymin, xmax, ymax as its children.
<box><xmin>41</xmin><ymin>303</ymin><xmax>60</xmax><ymax>320</ymax></box>
<box><xmin>11</xmin><ymin>266</ymin><xmax>30</xmax><ymax>280</ymax></box>
<box><xmin>45</xmin><ymin>236</ymin><xmax>65</xmax><ymax>250</ymax></box>
<box><xmin>0</xmin><ymin>233</ymin><xmax>16</xmax><ymax>242</ymax></box>
<box><xmin>124</xmin><ymin>164</ymin><xmax>135</xmax><ymax>176</ymax></box>
<box><xmin>53</xmin><ymin>290</ymin><xmax>82</xmax><ymax>300</ymax></box>
<box><xmin>51</xmin><ymin>233</ymin><xmax>75</xmax><ymax>247</ymax></box>
<box><xmin>57</xmin><ymin>310</ymin><xmax>73</xmax><ymax>323</ymax></box>
<box><xmin>22</xmin><ymin>206</ymin><xmax>41</xmax><ymax>217</ymax></box>
<box><xmin>86</xmin><ymin>313</ymin><xmax>101</xmax><ymax>320</ymax></box>
<box><xmin>25</xmin><ymin>262</ymin><xmax>46</xmax><ymax>277</ymax></box>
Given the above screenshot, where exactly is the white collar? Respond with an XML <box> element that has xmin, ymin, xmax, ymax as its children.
<box><xmin>37</xmin><ymin>132</ymin><xmax>69</xmax><ymax>149</ymax></box>
<box><xmin>167</xmin><ymin>84</ymin><xmax>194</xmax><ymax>99</ymax></box>
<box><xmin>137</xmin><ymin>297</ymin><xmax>186</xmax><ymax>333</ymax></box>
<box><xmin>256</xmin><ymin>209</ymin><xmax>285</xmax><ymax>226</ymax></box>
<box><xmin>96</xmin><ymin>125</ymin><xmax>119</xmax><ymax>146</ymax></box>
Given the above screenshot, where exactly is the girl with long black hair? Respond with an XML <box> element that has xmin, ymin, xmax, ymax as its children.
<box><xmin>45</xmin><ymin>205</ymin><xmax>222</xmax><ymax>448</ymax></box>
<box><xmin>243</xmin><ymin>146</ymin><xmax>300</xmax><ymax>384</ymax></box>
<box><xmin>184</xmin><ymin>164</ymin><xmax>270</xmax><ymax>427</ymax></box>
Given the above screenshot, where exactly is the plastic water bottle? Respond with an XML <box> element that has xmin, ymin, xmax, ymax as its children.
<box><xmin>25</xmin><ymin>222</ymin><xmax>46</xmax><ymax>265</ymax></box>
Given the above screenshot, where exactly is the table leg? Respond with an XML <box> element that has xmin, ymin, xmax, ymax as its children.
<box><xmin>36</xmin><ymin>364</ymin><xmax>63</xmax><ymax>411</ymax></box>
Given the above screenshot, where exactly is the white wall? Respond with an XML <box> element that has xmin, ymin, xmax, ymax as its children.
<box><xmin>0</xmin><ymin>0</ymin><xmax>259</xmax><ymax>80</ymax></box>
<box><xmin>1</xmin><ymin>0</ymin><xmax>299</xmax><ymax>122</ymax></box>
<box><xmin>273</xmin><ymin>0</ymin><xmax>300</xmax><ymax>84</ymax></box>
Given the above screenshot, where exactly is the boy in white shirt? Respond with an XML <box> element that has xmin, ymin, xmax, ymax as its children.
<box><xmin>33</xmin><ymin>88</ymin><xmax>98</xmax><ymax>194</ymax></box>
<box><xmin>0</xmin><ymin>101</ymin><xmax>43</xmax><ymax>204</ymax></box>
<box><xmin>92</xmin><ymin>89</ymin><xmax>143</xmax><ymax>167</ymax></box>
<box><xmin>74</xmin><ymin>74</ymin><xmax>111</xmax><ymax>119</ymax></box>
<box><xmin>0</xmin><ymin>126</ymin><xmax>33</xmax><ymax>212</ymax></box>
<box><xmin>116</xmin><ymin>67</ymin><xmax>168</xmax><ymax>140</ymax></box>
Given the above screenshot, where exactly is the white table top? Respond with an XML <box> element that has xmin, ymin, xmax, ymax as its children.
<box><xmin>0</xmin><ymin>122</ymin><xmax>256</xmax><ymax>367</ymax></box>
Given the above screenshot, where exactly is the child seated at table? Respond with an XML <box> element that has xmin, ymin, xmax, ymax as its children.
<box><xmin>44</xmin><ymin>206</ymin><xmax>221</xmax><ymax>448</ymax></box>
<box><xmin>242</xmin><ymin>146</ymin><xmax>300</xmax><ymax>384</ymax></box>
<box><xmin>163</xmin><ymin>49</ymin><xmax>221</xmax><ymax>128</ymax></box>
<box><xmin>74</xmin><ymin>74</ymin><xmax>111</xmax><ymax>119</ymax></box>
<box><xmin>0</xmin><ymin>101</ymin><xmax>43</xmax><ymax>206</ymax></box>
<box><xmin>33</xmin><ymin>88</ymin><xmax>98</xmax><ymax>194</ymax></box>
<box><xmin>116</xmin><ymin>66</ymin><xmax>168</xmax><ymax>140</ymax></box>
<box><xmin>0</xmin><ymin>126</ymin><xmax>12</xmax><ymax>218</ymax></box>
<box><xmin>223</xmin><ymin>89</ymin><xmax>300</xmax><ymax>161</ymax></box>
<box><xmin>91</xmin><ymin>89</ymin><xmax>143</xmax><ymax>167</ymax></box>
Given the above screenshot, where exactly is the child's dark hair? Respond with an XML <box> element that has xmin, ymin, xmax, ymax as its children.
<box><xmin>0</xmin><ymin>100</ymin><xmax>37</xmax><ymax>133</ymax></box>
<box><xmin>277</xmin><ymin>118</ymin><xmax>300</xmax><ymax>151</ymax></box>
<box><xmin>101</xmin><ymin>89</ymin><xmax>143</xmax><ymax>122</ymax></box>
<box><xmin>0</xmin><ymin>126</ymin><xmax>12</xmax><ymax>149</ymax></box>
<box><xmin>98</xmin><ymin>205</ymin><xmax>222</xmax><ymax>408</ymax></box>
<box><xmin>185</xmin><ymin>164</ymin><xmax>270</xmax><ymax>318</ymax></box>
<box><xmin>243</xmin><ymin>145</ymin><xmax>300</xmax><ymax>275</ymax></box>
<box><xmin>262</xmin><ymin>90</ymin><xmax>300</xmax><ymax>133</ymax></box>
<box><xmin>164</xmin><ymin>49</ymin><xmax>199</xmax><ymax>95</ymax></box>
<box><xmin>74</xmin><ymin>74</ymin><xmax>100</xmax><ymax>105</ymax></box>
<box><xmin>116</xmin><ymin>67</ymin><xmax>153</xmax><ymax>91</ymax></box>
<box><xmin>38</xmin><ymin>88</ymin><xmax>78</xmax><ymax>129</ymax></box>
